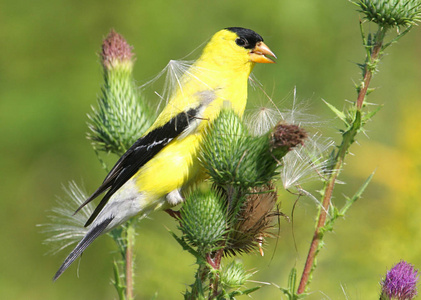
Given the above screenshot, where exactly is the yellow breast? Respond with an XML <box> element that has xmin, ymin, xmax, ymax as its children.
<box><xmin>133</xmin><ymin>29</ymin><xmax>255</xmax><ymax>201</ymax></box>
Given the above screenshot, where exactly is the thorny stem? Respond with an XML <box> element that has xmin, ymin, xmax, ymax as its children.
<box><xmin>297</xmin><ymin>25</ymin><xmax>387</xmax><ymax>294</ymax></box>
<box><xmin>356</xmin><ymin>26</ymin><xmax>387</xmax><ymax>110</ymax></box>
<box><xmin>113</xmin><ymin>260</ymin><xmax>126</xmax><ymax>300</ymax></box>
<box><xmin>188</xmin><ymin>264</ymin><xmax>208</xmax><ymax>300</ymax></box>
<box><xmin>297</xmin><ymin>164</ymin><xmax>340</xmax><ymax>294</ymax></box>
<box><xmin>126</xmin><ymin>223</ymin><xmax>135</xmax><ymax>300</ymax></box>
<box><xmin>208</xmin><ymin>249</ymin><xmax>224</xmax><ymax>298</ymax></box>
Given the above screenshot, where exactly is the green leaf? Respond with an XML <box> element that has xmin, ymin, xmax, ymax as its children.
<box><xmin>340</xmin><ymin>171</ymin><xmax>374</xmax><ymax>215</ymax></box>
<box><xmin>336</xmin><ymin>109</ymin><xmax>362</xmax><ymax>161</ymax></box>
<box><xmin>168</xmin><ymin>231</ymin><xmax>201</xmax><ymax>259</ymax></box>
<box><xmin>383</xmin><ymin>26</ymin><xmax>413</xmax><ymax>50</ymax></box>
<box><xmin>322</xmin><ymin>99</ymin><xmax>348</xmax><ymax>125</ymax></box>
<box><xmin>227</xmin><ymin>286</ymin><xmax>261</xmax><ymax>298</ymax></box>
<box><xmin>362</xmin><ymin>104</ymin><xmax>382</xmax><ymax>123</ymax></box>
<box><xmin>279</xmin><ymin>268</ymin><xmax>307</xmax><ymax>300</ymax></box>
<box><xmin>149</xmin><ymin>292</ymin><xmax>158</xmax><ymax>300</ymax></box>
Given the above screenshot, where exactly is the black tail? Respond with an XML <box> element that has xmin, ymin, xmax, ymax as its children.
<box><xmin>53</xmin><ymin>218</ymin><xmax>113</xmax><ymax>281</ymax></box>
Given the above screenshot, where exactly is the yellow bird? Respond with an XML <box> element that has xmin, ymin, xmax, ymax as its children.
<box><xmin>53</xmin><ymin>27</ymin><xmax>275</xmax><ymax>280</ymax></box>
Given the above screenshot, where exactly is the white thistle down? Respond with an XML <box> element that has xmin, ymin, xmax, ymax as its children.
<box><xmin>38</xmin><ymin>181</ymin><xmax>94</xmax><ymax>255</ymax></box>
<box><xmin>281</xmin><ymin>133</ymin><xmax>334</xmax><ymax>191</ymax></box>
<box><xmin>279</xmin><ymin>89</ymin><xmax>325</xmax><ymax>128</ymax></box>
<box><xmin>138</xmin><ymin>35</ymin><xmax>209</xmax><ymax>113</ymax></box>
<box><xmin>246</xmin><ymin>105</ymin><xmax>280</xmax><ymax>136</ymax></box>
<box><xmin>246</xmin><ymin>87</ymin><xmax>326</xmax><ymax>136</ymax></box>
<box><xmin>140</xmin><ymin>60</ymin><xmax>193</xmax><ymax>112</ymax></box>
<box><xmin>140</xmin><ymin>59</ymin><xmax>223</xmax><ymax>118</ymax></box>
<box><xmin>244</xmin><ymin>87</ymin><xmax>334</xmax><ymax>196</ymax></box>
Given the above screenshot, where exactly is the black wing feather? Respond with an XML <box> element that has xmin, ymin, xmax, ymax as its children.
<box><xmin>76</xmin><ymin>107</ymin><xmax>201</xmax><ymax>226</ymax></box>
<box><xmin>53</xmin><ymin>217</ymin><xmax>113</xmax><ymax>281</ymax></box>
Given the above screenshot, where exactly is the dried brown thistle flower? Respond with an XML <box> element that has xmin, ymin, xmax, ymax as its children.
<box><xmin>270</xmin><ymin>122</ymin><xmax>308</xmax><ymax>153</ymax></box>
<box><xmin>225</xmin><ymin>184</ymin><xmax>280</xmax><ymax>256</ymax></box>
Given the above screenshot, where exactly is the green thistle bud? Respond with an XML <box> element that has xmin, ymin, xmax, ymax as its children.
<box><xmin>201</xmin><ymin>109</ymin><xmax>271</xmax><ymax>187</ymax></box>
<box><xmin>354</xmin><ymin>0</ymin><xmax>421</xmax><ymax>27</ymax></box>
<box><xmin>179</xmin><ymin>189</ymin><xmax>227</xmax><ymax>252</ymax></box>
<box><xmin>220</xmin><ymin>260</ymin><xmax>251</xmax><ymax>290</ymax></box>
<box><xmin>88</xmin><ymin>30</ymin><xmax>154</xmax><ymax>156</ymax></box>
<box><xmin>201</xmin><ymin>109</ymin><xmax>252</xmax><ymax>186</ymax></box>
<box><xmin>201</xmin><ymin>110</ymin><xmax>307</xmax><ymax>188</ymax></box>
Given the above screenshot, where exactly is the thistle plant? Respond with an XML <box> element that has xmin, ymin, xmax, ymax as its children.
<box><xmin>88</xmin><ymin>29</ymin><xmax>154</xmax><ymax>156</ymax></box>
<box><xmin>88</xmin><ymin>30</ymin><xmax>155</xmax><ymax>300</ymax></box>
<box><xmin>41</xmin><ymin>1</ymin><xmax>421</xmax><ymax>298</ymax></box>
<box><xmin>42</xmin><ymin>30</ymin><xmax>155</xmax><ymax>300</ymax></box>
<box><xmin>173</xmin><ymin>109</ymin><xmax>307</xmax><ymax>299</ymax></box>
<box><xmin>290</xmin><ymin>0</ymin><xmax>421</xmax><ymax>297</ymax></box>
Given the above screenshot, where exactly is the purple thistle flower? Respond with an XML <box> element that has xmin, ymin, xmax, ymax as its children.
<box><xmin>101</xmin><ymin>29</ymin><xmax>134</xmax><ymax>69</ymax></box>
<box><xmin>381</xmin><ymin>261</ymin><xmax>419</xmax><ymax>300</ymax></box>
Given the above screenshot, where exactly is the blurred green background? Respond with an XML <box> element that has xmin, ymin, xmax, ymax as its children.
<box><xmin>1</xmin><ymin>0</ymin><xmax>420</xmax><ymax>299</ymax></box>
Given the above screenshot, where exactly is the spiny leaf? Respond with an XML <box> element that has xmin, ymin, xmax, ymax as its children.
<box><xmin>227</xmin><ymin>286</ymin><xmax>261</xmax><ymax>298</ymax></box>
<box><xmin>362</xmin><ymin>104</ymin><xmax>383</xmax><ymax>123</ymax></box>
<box><xmin>340</xmin><ymin>171</ymin><xmax>375</xmax><ymax>215</ymax></box>
<box><xmin>168</xmin><ymin>231</ymin><xmax>201</xmax><ymax>259</ymax></box>
<box><xmin>322</xmin><ymin>99</ymin><xmax>348</xmax><ymax>125</ymax></box>
<box><xmin>280</xmin><ymin>268</ymin><xmax>307</xmax><ymax>299</ymax></box>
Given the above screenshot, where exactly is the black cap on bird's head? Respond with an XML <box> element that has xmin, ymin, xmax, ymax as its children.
<box><xmin>225</xmin><ymin>27</ymin><xmax>276</xmax><ymax>63</ymax></box>
<box><xmin>225</xmin><ymin>27</ymin><xmax>264</xmax><ymax>49</ymax></box>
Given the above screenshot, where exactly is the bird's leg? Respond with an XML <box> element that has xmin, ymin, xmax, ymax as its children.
<box><xmin>166</xmin><ymin>189</ymin><xmax>184</xmax><ymax>206</ymax></box>
<box><xmin>164</xmin><ymin>209</ymin><xmax>181</xmax><ymax>220</ymax></box>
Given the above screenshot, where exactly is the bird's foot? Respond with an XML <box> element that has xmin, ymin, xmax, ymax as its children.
<box><xmin>165</xmin><ymin>209</ymin><xmax>181</xmax><ymax>220</ymax></box>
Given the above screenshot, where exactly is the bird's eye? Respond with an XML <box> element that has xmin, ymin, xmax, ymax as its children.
<box><xmin>235</xmin><ymin>37</ymin><xmax>248</xmax><ymax>47</ymax></box>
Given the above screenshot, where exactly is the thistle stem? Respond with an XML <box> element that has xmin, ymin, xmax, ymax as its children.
<box><xmin>356</xmin><ymin>26</ymin><xmax>386</xmax><ymax>110</ymax></box>
<box><xmin>297</xmin><ymin>164</ymin><xmax>340</xmax><ymax>294</ymax></box>
<box><xmin>208</xmin><ymin>249</ymin><xmax>223</xmax><ymax>298</ymax></box>
<box><xmin>126</xmin><ymin>223</ymin><xmax>135</xmax><ymax>300</ymax></box>
<box><xmin>297</xmin><ymin>24</ymin><xmax>387</xmax><ymax>295</ymax></box>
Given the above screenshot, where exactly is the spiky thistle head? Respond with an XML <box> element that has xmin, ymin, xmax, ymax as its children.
<box><xmin>88</xmin><ymin>29</ymin><xmax>154</xmax><ymax>156</ymax></box>
<box><xmin>380</xmin><ymin>260</ymin><xmax>419</xmax><ymax>300</ymax></box>
<box><xmin>201</xmin><ymin>109</ymin><xmax>307</xmax><ymax>188</ymax></box>
<box><xmin>354</xmin><ymin>0</ymin><xmax>421</xmax><ymax>27</ymax></box>
<box><xmin>179</xmin><ymin>189</ymin><xmax>227</xmax><ymax>254</ymax></box>
<box><xmin>101</xmin><ymin>29</ymin><xmax>134</xmax><ymax>71</ymax></box>
<box><xmin>220</xmin><ymin>260</ymin><xmax>252</xmax><ymax>290</ymax></box>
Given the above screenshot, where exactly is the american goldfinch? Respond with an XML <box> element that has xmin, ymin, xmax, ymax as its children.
<box><xmin>53</xmin><ymin>27</ymin><xmax>275</xmax><ymax>280</ymax></box>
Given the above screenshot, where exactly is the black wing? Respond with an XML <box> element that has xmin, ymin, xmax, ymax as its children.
<box><xmin>53</xmin><ymin>217</ymin><xmax>113</xmax><ymax>281</ymax></box>
<box><xmin>77</xmin><ymin>106</ymin><xmax>201</xmax><ymax>226</ymax></box>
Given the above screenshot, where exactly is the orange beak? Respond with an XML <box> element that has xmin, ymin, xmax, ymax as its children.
<box><xmin>249</xmin><ymin>42</ymin><xmax>276</xmax><ymax>64</ymax></box>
